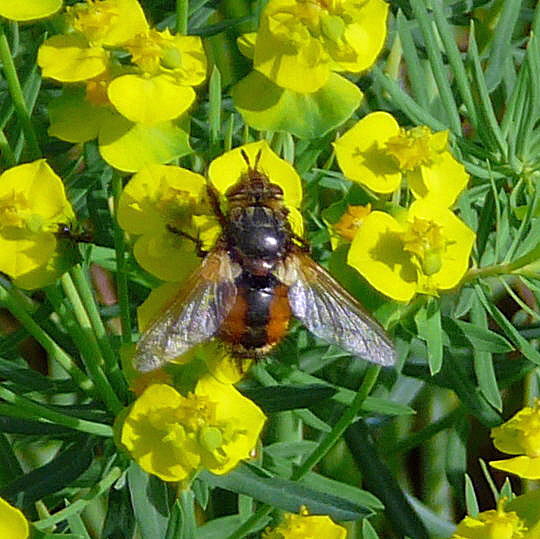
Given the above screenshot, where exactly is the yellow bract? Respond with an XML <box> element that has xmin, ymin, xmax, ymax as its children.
<box><xmin>117</xmin><ymin>164</ymin><xmax>218</xmax><ymax>281</ymax></box>
<box><xmin>490</xmin><ymin>400</ymin><xmax>540</xmax><ymax>479</ymax></box>
<box><xmin>253</xmin><ymin>0</ymin><xmax>388</xmax><ymax>93</ymax></box>
<box><xmin>0</xmin><ymin>160</ymin><xmax>74</xmax><ymax>288</ymax></box>
<box><xmin>120</xmin><ymin>381</ymin><xmax>266</xmax><ymax>482</ymax></box>
<box><xmin>0</xmin><ymin>498</ymin><xmax>29</xmax><ymax>539</ymax></box>
<box><xmin>0</xmin><ymin>0</ymin><xmax>61</xmax><ymax>21</ymax></box>
<box><xmin>262</xmin><ymin>507</ymin><xmax>346</xmax><ymax>539</ymax></box>
<box><xmin>348</xmin><ymin>199</ymin><xmax>475</xmax><ymax>302</ymax></box>
<box><xmin>334</xmin><ymin>111</ymin><xmax>468</xmax><ymax>205</ymax></box>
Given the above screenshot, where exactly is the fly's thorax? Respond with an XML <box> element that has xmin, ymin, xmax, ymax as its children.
<box><xmin>226</xmin><ymin>205</ymin><xmax>291</xmax><ymax>266</ymax></box>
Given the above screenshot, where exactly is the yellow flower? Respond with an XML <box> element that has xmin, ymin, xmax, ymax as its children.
<box><xmin>0</xmin><ymin>160</ymin><xmax>75</xmax><ymax>288</ymax></box>
<box><xmin>347</xmin><ymin>199</ymin><xmax>475</xmax><ymax>302</ymax></box>
<box><xmin>334</xmin><ymin>112</ymin><xmax>468</xmax><ymax>204</ymax></box>
<box><xmin>117</xmin><ymin>164</ymin><xmax>219</xmax><ymax>281</ymax></box>
<box><xmin>0</xmin><ymin>0</ymin><xmax>61</xmax><ymax>21</ymax></box>
<box><xmin>38</xmin><ymin>0</ymin><xmax>148</xmax><ymax>83</ymax></box>
<box><xmin>452</xmin><ymin>501</ymin><xmax>527</xmax><ymax>539</ymax></box>
<box><xmin>262</xmin><ymin>507</ymin><xmax>346</xmax><ymax>539</ymax></box>
<box><xmin>253</xmin><ymin>0</ymin><xmax>388</xmax><ymax>93</ymax></box>
<box><xmin>0</xmin><ymin>498</ymin><xmax>29</xmax><ymax>539</ymax></box>
<box><xmin>108</xmin><ymin>29</ymin><xmax>206</xmax><ymax>124</ymax></box>
<box><xmin>120</xmin><ymin>381</ymin><xmax>266</xmax><ymax>482</ymax></box>
<box><xmin>490</xmin><ymin>400</ymin><xmax>540</xmax><ymax>479</ymax></box>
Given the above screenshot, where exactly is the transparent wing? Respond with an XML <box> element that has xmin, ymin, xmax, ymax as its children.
<box><xmin>134</xmin><ymin>249</ymin><xmax>238</xmax><ymax>372</ymax></box>
<box><xmin>286</xmin><ymin>253</ymin><xmax>395</xmax><ymax>366</ymax></box>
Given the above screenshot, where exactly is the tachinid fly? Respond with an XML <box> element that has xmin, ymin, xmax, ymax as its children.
<box><xmin>134</xmin><ymin>152</ymin><xmax>395</xmax><ymax>372</ymax></box>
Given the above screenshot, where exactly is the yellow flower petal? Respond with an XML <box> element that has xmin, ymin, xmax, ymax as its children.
<box><xmin>0</xmin><ymin>498</ymin><xmax>29</xmax><ymax>539</ymax></box>
<box><xmin>208</xmin><ymin>140</ymin><xmax>302</xmax><ymax>208</ymax></box>
<box><xmin>490</xmin><ymin>456</ymin><xmax>540</xmax><ymax>480</ymax></box>
<box><xmin>98</xmin><ymin>114</ymin><xmax>191</xmax><ymax>172</ymax></box>
<box><xmin>0</xmin><ymin>0</ymin><xmax>61</xmax><ymax>21</ymax></box>
<box><xmin>68</xmin><ymin>0</ymin><xmax>148</xmax><ymax>47</ymax></box>
<box><xmin>348</xmin><ymin>211</ymin><xmax>417</xmax><ymax>302</ymax></box>
<box><xmin>263</xmin><ymin>510</ymin><xmax>347</xmax><ymax>539</ymax></box>
<box><xmin>108</xmin><ymin>74</ymin><xmax>195</xmax><ymax>124</ymax></box>
<box><xmin>0</xmin><ymin>232</ymin><xmax>56</xmax><ymax>279</ymax></box>
<box><xmin>334</xmin><ymin>111</ymin><xmax>402</xmax><ymax>193</ymax></box>
<box><xmin>48</xmin><ymin>87</ymin><xmax>114</xmax><ymax>144</ymax></box>
<box><xmin>195</xmin><ymin>376</ymin><xmax>266</xmax><ymax>474</ymax></box>
<box><xmin>408</xmin><ymin>151</ymin><xmax>469</xmax><ymax>207</ymax></box>
<box><xmin>330</xmin><ymin>0</ymin><xmax>388</xmax><ymax>73</ymax></box>
<box><xmin>38</xmin><ymin>34</ymin><xmax>108</xmax><ymax>82</ymax></box>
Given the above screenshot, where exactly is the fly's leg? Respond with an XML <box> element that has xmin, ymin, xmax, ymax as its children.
<box><xmin>166</xmin><ymin>224</ymin><xmax>207</xmax><ymax>258</ymax></box>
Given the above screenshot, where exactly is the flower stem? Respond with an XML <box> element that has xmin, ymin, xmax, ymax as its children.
<box><xmin>0</xmin><ymin>283</ymin><xmax>94</xmax><ymax>396</ymax></box>
<box><xmin>228</xmin><ymin>365</ymin><xmax>381</xmax><ymax>538</ymax></box>
<box><xmin>0</xmin><ymin>23</ymin><xmax>41</xmax><ymax>159</ymax></box>
<box><xmin>0</xmin><ymin>385</ymin><xmax>113</xmax><ymax>437</ymax></box>
<box><xmin>176</xmin><ymin>0</ymin><xmax>189</xmax><ymax>34</ymax></box>
<box><xmin>60</xmin><ymin>273</ymin><xmax>123</xmax><ymax>413</ymax></box>
<box><xmin>69</xmin><ymin>265</ymin><xmax>128</xmax><ymax>398</ymax></box>
<box><xmin>0</xmin><ymin>128</ymin><xmax>16</xmax><ymax>167</ymax></box>
<box><xmin>111</xmin><ymin>172</ymin><xmax>133</xmax><ymax>346</ymax></box>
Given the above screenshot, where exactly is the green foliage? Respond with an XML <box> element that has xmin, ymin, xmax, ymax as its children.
<box><xmin>1</xmin><ymin>0</ymin><xmax>540</xmax><ymax>537</ymax></box>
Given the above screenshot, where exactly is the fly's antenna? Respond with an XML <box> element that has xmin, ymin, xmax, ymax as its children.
<box><xmin>240</xmin><ymin>148</ymin><xmax>263</xmax><ymax>171</ymax></box>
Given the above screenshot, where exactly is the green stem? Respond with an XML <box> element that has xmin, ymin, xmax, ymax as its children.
<box><xmin>228</xmin><ymin>365</ymin><xmax>381</xmax><ymax>538</ymax></box>
<box><xmin>69</xmin><ymin>265</ymin><xmax>127</xmax><ymax>398</ymax></box>
<box><xmin>0</xmin><ymin>128</ymin><xmax>16</xmax><ymax>167</ymax></box>
<box><xmin>61</xmin><ymin>273</ymin><xmax>123</xmax><ymax>413</ymax></box>
<box><xmin>209</xmin><ymin>65</ymin><xmax>222</xmax><ymax>153</ymax></box>
<box><xmin>0</xmin><ymin>23</ymin><xmax>41</xmax><ymax>158</ymax></box>
<box><xmin>111</xmin><ymin>173</ymin><xmax>133</xmax><ymax>346</ymax></box>
<box><xmin>176</xmin><ymin>0</ymin><xmax>189</xmax><ymax>34</ymax></box>
<box><xmin>0</xmin><ymin>386</ymin><xmax>113</xmax><ymax>437</ymax></box>
<box><xmin>33</xmin><ymin>466</ymin><xmax>123</xmax><ymax>530</ymax></box>
<box><xmin>180</xmin><ymin>489</ymin><xmax>197</xmax><ymax>539</ymax></box>
<box><xmin>0</xmin><ymin>284</ymin><xmax>94</xmax><ymax>395</ymax></box>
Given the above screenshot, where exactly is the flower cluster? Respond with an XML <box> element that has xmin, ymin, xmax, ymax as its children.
<box><xmin>121</xmin><ymin>379</ymin><xmax>266</xmax><ymax>483</ymax></box>
<box><xmin>37</xmin><ymin>0</ymin><xmax>206</xmax><ymax>172</ymax></box>
<box><xmin>0</xmin><ymin>160</ymin><xmax>75</xmax><ymax>289</ymax></box>
<box><xmin>233</xmin><ymin>0</ymin><xmax>388</xmax><ymax>138</ymax></box>
<box><xmin>490</xmin><ymin>400</ymin><xmax>540</xmax><ymax>479</ymax></box>
<box><xmin>331</xmin><ymin>111</ymin><xmax>475</xmax><ymax>302</ymax></box>
<box><xmin>262</xmin><ymin>507</ymin><xmax>347</xmax><ymax>538</ymax></box>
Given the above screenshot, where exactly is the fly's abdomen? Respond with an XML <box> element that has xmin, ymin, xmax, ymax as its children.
<box><xmin>218</xmin><ymin>272</ymin><xmax>291</xmax><ymax>356</ymax></box>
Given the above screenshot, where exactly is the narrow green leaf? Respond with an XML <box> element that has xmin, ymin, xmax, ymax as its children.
<box><xmin>445</xmin><ymin>414</ymin><xmax>469</xmax><ymax>502</ymax></box>
<box><xmin>484</xmin><ymin>0</ymin><xmax>523</xmax><ymax>91</ymax></box>
<box><xmin>475</xmin><ymin>284</ymin><xmax>540</xmax><ymax>366</ymax></box>
<box><xmin>415</xmin><ymin>299</ymin><xmax>443</xmax><ymax>375</ymax></box>
<box><xmin>442</xmin><ymin>318</ymin><xmax>513</xmax><ymax>353</ymax></box>
<box><xmin>128</xmin><ymin>463</ymin><xmax>170</xmax><ymax>539</ymax></box>
<box><xmin>410</xmin><ymin>0</ymin><xmax>462</xmax><ymax>134</ymax></box>
<box><xmin>66</xmin><ymin>511</ymin><xmax>92</xmax><ymax>539</ymax></box>
<box><xmin>102</xmin><ymin>484</ymin><xmax>135</xmax><ymax>539</ymax></box>
<box><xmin>404</xmin><ymin>494</ymin><xmax>457</xmax><ymax>538</ymax></box>
<box><xmin>467</xmin><ymin>23</ymin><xmax>508</xmax><ymax>156</ymax></box>
<box><xmin>362</xmin><ymin>519</ymin><xmax>380</xmax><ymax>539</ymax></box>
<box><xmin>345</xmin><ymin>421</ymin><xmax>430</xmax><ymax>539</ymax></box>
<box><xmin>196</xmin><ymin>515</ymin><xmax>270</xmax><ymax>539</ymax></box>
<box><xmin>372</xmin><ymin>66</ymin><xmax>447</xmax><ymax>132</ymax></box>
<box><xmin>396</xmin><ymin>11</ymin><xmax>429</xmax><ymax>108</ymax></box>
<box><xmin>202</xmin><ymin>463</ymin><xmax>373</xmax><ymax>521</ymax></box>
<box><xmin>0</xmin><ymin>439</ymin><xmax>96</xmax><ymax>508</ymax></box>
<box><xmin>465</xmin><ymin>474</ymin><xmax>480</xmax><ymax>517</ymax></box>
